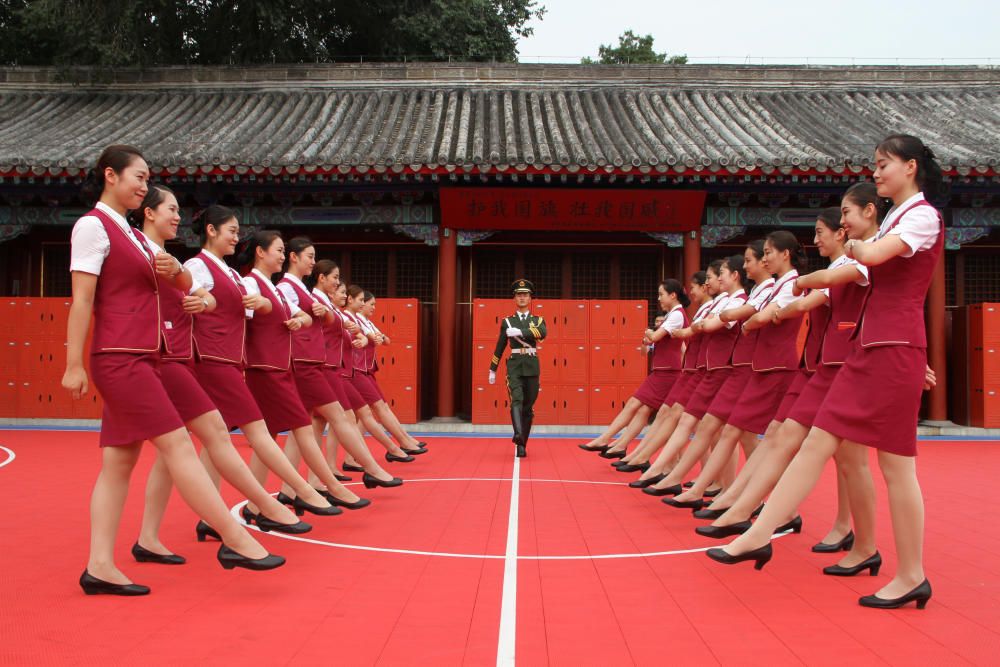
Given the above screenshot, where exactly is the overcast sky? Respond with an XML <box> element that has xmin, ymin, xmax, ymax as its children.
<box><xmin>517</xmin><ymin>0</ymin><xmax>999</xmax><ymax>65</ymax></box>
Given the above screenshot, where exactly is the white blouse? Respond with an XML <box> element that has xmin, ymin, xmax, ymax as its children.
<box><xmin>880</xmin><ymin>192</ymin><xmax>940</xmax><ymax>257</ymax></box>
<box><xmin>69</xmin><ymin>201</ymin><xmax>147</xmax><ymax>276</ymax></box>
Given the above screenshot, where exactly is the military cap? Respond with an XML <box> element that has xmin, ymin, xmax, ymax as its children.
<box><xmin>512</xmin><ymin>279</ymin><xmax>534</xmax><ymax>295</ymax></box>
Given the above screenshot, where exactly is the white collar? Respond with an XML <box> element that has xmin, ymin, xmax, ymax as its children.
<box><xmin>311</xmin><ymin>287</ymin><xmax>333</xmax><ymax>308</ymax></box>
<box><xmin>251</xmin><ymin>268</ymin><xmax>280</xmax><ymax>297</ymax></box>
<box><xmin>881</xmin><ymin>191</ymin><xmax>927</xmax><ymax>234</ymax></box>
<box><xmin>282</xmin><ymin>273</ymin><xmax>308</xmax><ymax>292</ymax></box>
<box><xmin>96</xmin><ymin>201</ymin><xmax>145</xmax><ymax>253</ymax></box>
<box><xmin>199</xmin><ymin>249</ymin><xmax>241</xmax><ymax>283</ymax></box>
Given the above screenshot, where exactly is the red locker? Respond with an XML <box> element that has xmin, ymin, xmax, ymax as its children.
<box><xmin>472</xmin><ymin>385</ymin><xmax>497</xmax><ymax>423</ymax></box>
<box><xmin>618</xmin><ymin>300</ymin><xmax>648</xmax><ymax>336</ymax></box>
<box><xmin>981</xmin><ymin>304</ymin><xmax>1000</xmax><ymax>345</ymax></box>
<box><xmin>618</xmin><ymin>343</ymin><xmax>649</xmax><ymax>384</ymax></box>
<box><xmin>0</xmin><ymin>379</ymin><xmax>16</xmax><ymax>418</ymax></box>
<box><xmin>560</xmin><ymin>301</ymin><xmax>589</xmax><ymax>341</ymax></box>
<box><xmin>589</xmin><ymin>385</ymin><xmax>620</xmax><ymax>425</ymax></box>
<box><xmin>557</xmin><ymin>385</ymin><xmax>589</xmax><ymax>424</ymax></box>
<box><xmin>0</xmin><ymin>299</ymin><xmax>18</xmax><ymax>339</ymax></box>
<box><xmin>384</xmin><ymin>342</ymin><xmax>418</xmax><ymax>377</ymax></box>
<box><xmin>556</xmin><ymin>343</ymin><xmax>589</xmax><ymax>385</ymax></box>
<box><xmin>589</xmin><ymin>343</ymin><xmax>618</xmax><ymax>384</ymax></box>
<box><xmin>473</xmin><ymin>299</ymin><xmax>516</xmax><ymax>340</ymax></box>
<box><xmin>383</xmin><ymin>382</ymin><xmax>418</xmax><ymax>424</ymax></box>
<box><xmin>531</xmin><ymin>300</ymin><xmax>559</xmax><ymax>339</ymax></box>
<box><xmin>473</xmin><ymin>341</ymin><xmax>507</xmax><ymax>386</ymax></box>
<box><xmin>385</xmin><ymin>299</ymin><xmax>419</xmax><ymax>341</ymax></box>
<box><xmin>532</xmin><ymin>385</ymin><xmax>558</xmax><ymax>425</ymax></box>
<box><xmin>590</xmin><ymin>302</ymin><xmax>619</xmax><ymax>341</ymax></box>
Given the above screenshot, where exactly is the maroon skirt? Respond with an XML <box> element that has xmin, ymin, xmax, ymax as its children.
<box><xmin>160</xmin><ymin>360</ymin><xmax>217</xmax><ymax>423</ymax></box>
<box><xmin>90</xmin><ymin>353</ymin><xmax>185</xmax><ymax>447</ymax></box>
<box><xmin>667</xmin><ymin>369</ymin><xmax>704</xmax><ymax>407</ymax></box>
<box><xmin>322</xmin><ymin>366</ymin><xmax>351</xmax><ymax>407</ymax></box>
<box><xmin>706</xmin><ymin>366</ymin><xmax>753</xmax><ymax>422</ymax></box>
<box><xmin>194</xmin><ymin>360</ymin><xmax>264</xmax><ymax>430</ymax></box>
<box><xmin>685</xmin><ymin>368</ymin><xmax>733</xmax><ymax>419</ymax></box>
<box><xmin>245</xmin><ymin>368</ymin><xmax>312</xmax><ymax>434</ymax></box>
<box><xmin>727</xmin><ymin>370</ymin><xmax>797</xmax><ymax>435</ymax></box>
<box><xmin>633</xmin><ymin>370</ymin><xmax>680</xmax><ymax>409</ymax></box>
<box><xmin>351</xmin><ymin>372</ymin><xmax>383</xmax><ymax>406</ymax></box>
<box><xmin>368</xmin><ymin>373</ymin><xmax>387</xmax><ymax>402</ymax></box>
<box><xmin>339</xmin><ymin>373</ymin><xmax>368</xmax><ymax>411</ymax></box>
<box><xmin>813</xmin><ymin>344</ymin><xmax>926</xmax><ymax>456</ymax></box>
<box><xmin>786</xmin><ymin>364</ymin><xmax>841</xmax><ymax>428</ymax></box>
<box><xmin>773</xmin><ymin>370</ymin><xmax>813</xmax><ymax>423</ymax></box>
<box><xmin>293</xmin><ymin>361</ymin><xmax>337</xmax><ymax>412</ymax></box>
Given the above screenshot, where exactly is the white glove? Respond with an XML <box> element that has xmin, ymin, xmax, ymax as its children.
<box><xmin>488</xmin><ymin>370</ymin><xmax>496</xmax><ymax>385</ymax></box>
<box><xmin>506</xmin><ymin>326</ymin><xmax>522</xmax><ymax>338</ymax></box>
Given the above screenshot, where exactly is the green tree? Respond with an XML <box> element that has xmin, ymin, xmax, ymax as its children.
<box><xmin>0</xmin><ymin>0</ymin><xmax>545</xmax><ymax>67</ymax></box>
<box><xmin>581</xmin><ymin>30</ymin><xmax>687</xmax><ymax>65</ymax></box>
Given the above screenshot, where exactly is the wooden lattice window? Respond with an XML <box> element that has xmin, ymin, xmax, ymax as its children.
<box><xmin>475</xmin><ymin>251</ymin><xmax>516</xmax><ymax>298</ymax></box>
<box><xmin>523</xmin><ymin>251</ymin><xmax>563</xmax><ymax>299</ymax></box>
<box><xmin>964</xmin><ymin>253</ymin><xmax>1000</xmax><ymax>305</ymax></box>
<box><xmin>349</xmin><ymin>250</ymin><xmax>389</xmax><ymax>296</ymax></box>
<box><xmin>571</xmin><ymin>254</ymin><xmax>610</xmax><ymax>298</ymax></box>
<box><xmin>42</xmin><ymin>243</ymin><xmax>71</xmax><ymax>297</ymax></box>
<box><xmin>395</xmin><ymin>248</ymin><xmax>435</xmax><ymax>302</ymax></box>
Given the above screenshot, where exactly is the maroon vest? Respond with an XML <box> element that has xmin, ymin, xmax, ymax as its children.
<box><xmin>317</xmin><ymin>291</ymin><xmax>345</xmax><ymax>369</ymax></box>
<box><xmin>191</xmin><ymin>252</ymin><xmax>247</xmax><ymax>366</ymax></box>
<box><xmin>338</xmin><ymin>309</ymin><xmax>360</xmax><ymax>378</ymax></box>
<box><xmin>682</xmin><ymin>301</ymin><xmax>713</xmax><ymax>372</ymax></box>
<box><xmin>752</xmin><ymin>271</ymin><xmax>802</xmax><ymax>372</ymax></box>
<box><xmin>651</xmin><ymin>307</ymin><xmax>689</xmax><ymax>370</ymax></box>
<box><xmin>801</xmin><ymin>303</ymin><xmax>831</xmax><ymax>372</ymax></box>
<box><xmin>706</xmin><ymin>292</ymin><xmax>749</xmax><ymax>370</ymax></box>
<box><xmin>132</xmin><ymin>229</ymin><xmax>192</xmax><ymax>361</ymax></box>
<box><xmin>89</xmin><ymin>209</ymin><xmax>161</xmax><ymax>354</ymax></box>
<box><xmin>244</xmin><ymin>272</ymin><xmax>293</xmax><ymax>371</ymax></box>
<box><xmin>731</xmin><ymin>279</ymin><xmax>773</xmax><ymax>367</ymax></box>
<box><xmin>821</xmin><ymin>278</ymin><xmax>868</xmax><ymax>365</ymax></box>
<box><xmin>858</xmin><ymin>200</ymin><xmax>944</xmax><ymax>348</ymax></box>
<box><xmin>361</xmin><ymin>318</ymin><xmax>379</xmax><ymax>372</ymax></box>
<box><xmin>280</xmin><ymin>277</ymin><xmax>326</xmax><ymax>364</ymax></box>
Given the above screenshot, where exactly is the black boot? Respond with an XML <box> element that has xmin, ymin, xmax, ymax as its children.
<box><xmin>518</xmin><ymin>409</ymin><xmax>533</xmax><ymax>458</ymax></box>
<box><xmin>511</xmin><ymin>408</ymin><xmax>526</xmax><ymax>458</ymax></box>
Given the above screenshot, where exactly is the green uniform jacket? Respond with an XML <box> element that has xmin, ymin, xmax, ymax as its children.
<box><xmin>489</xmin><ymin>313</ymin><xmax>547</xmax><ymax>377</ymax></box>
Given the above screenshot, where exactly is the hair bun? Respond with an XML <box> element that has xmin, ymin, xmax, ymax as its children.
<box><xmin>922</xmin><ymin>145</ymin><xmax>936</xmax><ymax>159</ymax></box>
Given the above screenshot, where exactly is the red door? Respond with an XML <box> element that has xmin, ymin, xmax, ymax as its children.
<box><xmin>561</xmin><ymin>300</ymin><xmax>589</xmax><ymax>341</ymax></box>
<box><xmin>618</xmin><ymin>343</ymin><xmax>649</xmax><ymax>385</ymax></box>
<box><xmin>589</xmin><ymin>343</ymin><xmax>618</xmax><ymax>384</ymax></box>
<box><xmin>386</xmin><ymin>299</ymin><xmax>419</xmax><ymax>341</ymax></box>
<box><xmin>532</xmin><ymin>384</ymin><xmax>558</xmax><ymax>425</ymax></box>
<box><xmin>559</xmin><ymin>343</ymin><xmax>589</xmax><ymax>385</ymax></box>
<box><xmin>589</xmin><ymin>301</ymin><xmax>618</xmax><ymax>341</ymax></box>
<box><xmin>558</xmin><ymin>385</ymin><xmax>589</xmax><ymax>424</ymax></box>
<box><xmin>618</xmin><ymin>300</ymin><xmax>648</xmax><ymax>338</ymax></box>
<box><xmin>589</xmin><ymin>385</ymin><xmax>620</xmax><ymax>425</ymax></box>
<box><xmin>532</xmin><ymin>300</ymin><xmax>560</xmax><ymax>341</ymax></box>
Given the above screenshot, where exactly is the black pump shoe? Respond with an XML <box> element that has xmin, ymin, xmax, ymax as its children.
<box><xmin>363</xmin><ymin>472</ymin><xmax>403</xmax><ymax>489</ymax></box>
<box><xmin>823</xmin><ymin>552</ymin><xmax>882</xmax><ymax>577</ymax></box>
<box><xmin>195</xmin><ymin>520</ymin><xmax>221</xmax><ymax>542</ymax></box>
<box><xmin>243</xmin><ymin>506</ymin><xmax>313</xmax><ymax>534</ymax></box>
<box><xmin>217</xmin><ymin>545</ymin><xmax>285</xmax><ymax>571</ymax></box>
<box><xmin>629</xmin><ymin>473</ymin><xmax>666</xmax><ymax>489</ymax></box>
<box><xmin>643</xmin><ymin>483</ymin><xmax>682</xmax><ymax>497</ymax></box>
<box><xmin>79</xmin><ymin>570</ymin><xmax>150</xmax><ymax>596</ymax></box>
<box><xmin>859</xmin><ymin>579</ymin><xmax>931</xmax><ymax>609</ymax></box>
<box><xmin>695</xmin><ymin>521</ymin><xmax>752</xmax><ymax>539</ymax></box>
<box><xmin>599</xmin><ymin>449</ymin><xmax>626</xmax><ymax>460</ymax></box>
<box><xmin>693</xmin><ymin>507</ymin><xmax>729</xmax><ymax>520</ymax></box>
<box><xmin>131</xmin><ymin>542</ymin><xmax>186</xmax><ymax>565</ymax></box>
<box><xmin>319</xmin><ymin>488</ymin><xmax>372</xmax><ymax>510</ymax></box>
<box><xmin>275</xmin><ymin>491</ymin><xmax>296</xmax><ymax>506</ymax></box>
<box><xmin>662</xmin><ymin>496</ymin><xmax>705</xmax><ymax>510</ymax></box>
<box><xmin>774</xmin><ymin>516</ymin><xmax>803</xmax><ymax>535</ymax></box>
<box><xmin>703</xmin><ymin>487</ymin><xmax>722</xmax><ymax>498</ymax></box>
<box><xmin>812</xmin><ymin>531</ymin><xmax>855</xmax><ymax>553</ymax></box>
<box><xmin>334</xmin><ymin>473</ymin><xmax>353</xmax><ymax>482</ymax></box>
<box><xmin>617</xmin><ymin>462</ymin><xmax>649</xmax><ymax>473</ymax></box>
<box><xmin>386</xmin><ymin>452</ymin><xmax>415</xmax><ymax>463</ymax></box>
<box><xmin>292</xmin><ymin>496</ymin><xmax>343</xmax><ymax>517</ymax></box>
<box><xmin>343</xmin><ymin>463</ymin><xmax>366</xmax><ymax>473</ymax></box>
<box><xmin>579</xmin><ymin>443</ymin><xmax>610</xmax><ymax>452</ymax></box>
<box><xmin>706</xmin><ymin>543</ymin><xmax>773</xmax><ymax>570</ymax></box>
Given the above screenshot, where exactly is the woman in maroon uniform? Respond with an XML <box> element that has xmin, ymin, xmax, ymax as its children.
<box><xmin>616</xmin><ymin>272</ymin><xmax>712</xmax><ymax>479</ymax></box>
<box><xmin>710</xmin><ymin>135</ymin><xmax>942</xmax><ymax>610</ymax></box>
<box><xmin>183</xmin><ymin>208</ymin><xmax>339</xmax><ymax>522</ymax></box>
<box><xmin>277</xmin><ymin>243</ymin><xmax>401</xmax><ymax>497</ymax></box>
<box><xmin>64</xmin><ymin>146</ymin><xmax>281</xmax><ymax>596</ymax></box>
<box><xmin>130</xmin><ymin>187</ymin><xmax>309</xmax><ymax>563</ymax></box>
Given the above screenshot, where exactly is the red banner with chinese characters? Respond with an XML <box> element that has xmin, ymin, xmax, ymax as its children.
<box><xmin>440</xmin><ymin>187</ymin><xmax>705</xmax><ymax>232</ymax></box>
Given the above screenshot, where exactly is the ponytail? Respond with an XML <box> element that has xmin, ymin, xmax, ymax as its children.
<box><xmin>875</xmin><ymin>134</ymin><xmax>944</xmax><ymax>200</ymax></box>
<box><xmin>308</xmin><ymin>259</ymin><xmax>339</xmax><ymax>291</ymax></box>
<box><xmin>843</xmin><ymin>181</ymin><xmax>889</xmax><ymax>222</ymax></box>
<box><xmin>192</xmin><ymin>204</ymin><xmax>237</xmax><ymax>246</ymax></box>
<box><xmin>237</xmin><ymin>229</ymin><xmax>282</xmax><ymax>268</ymax></box>
<box><xmin>660</xmin><ymin>278</ymin><xmax>691</xmax><ymax>308</ymax></box>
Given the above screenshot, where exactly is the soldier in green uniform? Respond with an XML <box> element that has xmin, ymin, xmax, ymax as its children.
<box><xmin>488</xmin><ymin>279</ymin><xmax>547</xmax><ymax>458</ymax></box>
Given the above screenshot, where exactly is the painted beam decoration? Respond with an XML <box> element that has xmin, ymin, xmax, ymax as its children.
<box><xmin>440</xmin><ymin>188</ymin><xmax>706</xmax><ymax>232</ymax></box>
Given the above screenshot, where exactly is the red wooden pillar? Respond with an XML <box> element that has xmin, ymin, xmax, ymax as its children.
<box><xmin>436</xmin><ymin>226</ymin><xmax>457</xmax><ymax>418</ymax></box>
<box><xmin>683</xmin><ymin>227</ymin><xmax>701</xmax><ymax>313</ymax></box>
<box><xmin>926</xmin><ymin>250</ymin><xmax>948</xmax><ymax>421</ymax></box>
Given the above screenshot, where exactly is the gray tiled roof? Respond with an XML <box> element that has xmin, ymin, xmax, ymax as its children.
<box><xmin>1</xmin><ymin>64</ymin><xmax>997</xmax><ymax>176</ymax></box>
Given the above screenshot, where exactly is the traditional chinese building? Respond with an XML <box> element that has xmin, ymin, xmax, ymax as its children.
<box><xmin>1</xmin><ymin>63</ymin><xmax>998</xmax><ymax>423</ymax></box>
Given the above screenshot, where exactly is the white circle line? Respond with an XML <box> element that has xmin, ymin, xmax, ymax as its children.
<box><xmin>0</xmin><ymin>446</ymin><xmax>15</xmax><ymax>469</ymax></box>
<box><xmin>228</xmin><ymin>477</ymin><xmax>793</xmax><ymax>560</ymax></box>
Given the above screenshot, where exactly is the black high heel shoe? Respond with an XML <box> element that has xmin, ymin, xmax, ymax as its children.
<box><xmin>79</xmin><ymin>570</ymin><xmax>150</xmax><ymax>596</ymax></box>
<box><xmin>195</xmin><ymin>520</ymin><xmax>221</xmax><ymax>542</ymax></box>
<box><xmin>823</xmin><ymin>552</ymin><xmax>882</xmax><ymax>577</ymax></box>
<box><xmin>343</xmin><ymin>463</ymin><xmax>366</xmax><ymax>473</ymax></box>
<box><xmin>244</xmin><ymin>505</ymin><xmax>313</xmax><ymax>534</ymax></box>
<box><xmin>642</xmin><ymin>483</ymin><xmax>682</xmax><ymax>497</ymax></box>
<box><xmin>386</xmin><ymin>452</ymin><xmax>415</xmax><ymax>463</ymax></box>
<box><xmin>812</xmin><ymin>531</ymin><xmax>855</xmax><ymax>553</ymax></box>
<box><xmin>774</xmin><ymin>516</ymin><xmax>803</xmax><ymax>535</ymax></box>
<box><xmin>292</xmin><ymin>496</ymin><xmax>343</xmax><ymax>517</ymax></box>
<box><xmin>693</xmin><ymin>507</ymin><xmax>729</xmax><ymax>520</ymax></box>
<box><xmin>275</xmin><ymin>491</ymin><xmax>296</xmax><ymax>506</ymax></box>
<box><xmin>217</xmin><ymin>545</ymin><xmax>286</xmax><ymax>571</ymax></box>
<box><xmin>706</xmin><ymin>543</ymin><xmax>773</xmax><ymax>570</ymax></box>
<box><xmin>859</xmin><ymin>579</ymin><xmax>931</xmax><ymax>609</ymax></box>
<box><xmin>695</xmin><ymin>521</ymin><xmax>752</xmax><ymax>539</ymax></box>
<box><xmin>316</xmin><ymin>487</ymin><xmax>372</xmax><ymax>510</ymax></box>
<box><xmin>334</xmin><ymin>473</ymin><xmax>353</xmax><ymax>482</ymax></box>
<box><xmin>617</xmin><ymin>462</ymin><xmax>649</xmax><ymax>473</ymax></box>
<box><xmin>363</xmin><ymin>472</ymin><xmax>403</xmax><ymax>489</ymax></box>
<box><xmin>131</xmin><ymin>542</ymin><xmax>186</xmax><ymax>565</ymax></box>
<box><xmin>599</xmin><ymin>449</ymin><xmax>626</xmax><ymax>460</ymax></box>
<box><xmin>578</xmin><ymin>443</ymin><xmax>609</xmax><ymax>452</ymax></box>
<box><xmin>629</xmin><ymin>473</ymin><xmax>666</xmax><ymax>489</ymax></box>
<box><xmin>662</xmin><ymin>496</ymin><xmax>705</xmax><ymax>510</ymax></box>
<box><xmin>703</xmin><ymin>487</ymin><xmax>722</xmax><ymax>498</ymax></box>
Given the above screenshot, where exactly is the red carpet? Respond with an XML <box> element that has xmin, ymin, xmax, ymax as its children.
<box><xmin>0</xmin><ymin>431</ymin><xmax>997</xmax><ymax>665</ymax></box>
